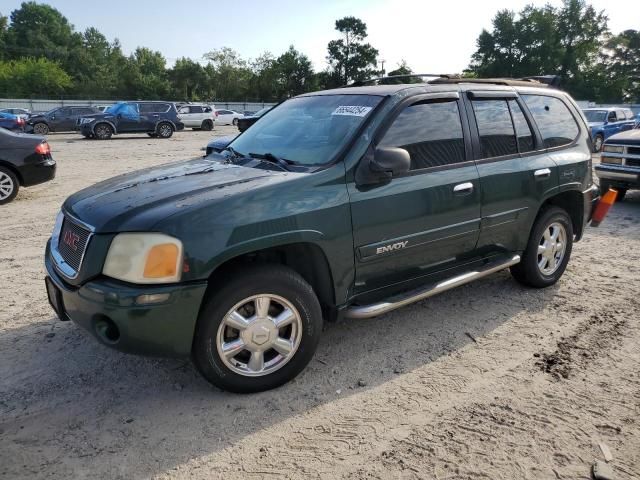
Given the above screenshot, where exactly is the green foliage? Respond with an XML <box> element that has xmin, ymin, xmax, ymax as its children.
<box><xmin>327</xmin><ymin>16</ymin><xmax>379</xmax><ymax>85</ymax></box>
<box><xmin>467</xmin><ymin>0</ymin><xmax>630</xmax><ymax>101</ymax></box>
<box><xmin>0</xmin><ymin>57</ymin><xmax>72</xmax><ymax>96</ymax></box>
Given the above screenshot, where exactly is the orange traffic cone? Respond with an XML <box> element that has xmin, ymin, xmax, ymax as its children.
<box><xmin>591</xmin><ymin>188</ymin><xmax>618</xmax><ymax>227</ymax></box>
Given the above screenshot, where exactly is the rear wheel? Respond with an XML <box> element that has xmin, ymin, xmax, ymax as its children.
<box><xmin>511</xmin><ymin>206</ymin><xmax>573</xmax><ymax>288</ymax></box>
<box><xmin>232</xmin><ymin>118</ymin><xmax>239</xmax><ymax>126</ymax></box>
<box><xmin>94</xmin><ymin>123</ymin><xmax>113</xmax><ymax>140</ymax></box>
<box><xmin>192</xmin><ymin>264</ymin><xmax>323</xmax><ymax>393</ymax></box>
<box><xmin>156</xmin><ymin>122</ymin><xmax>173</xmax><ymax>138</ymax></box>
<box><xmin>33</xmin><ymin>122</ymin><xmax>49</xmax><ymax>135</ymax></box>
<box><xmin>0</xmin><ymin>167</ymin><xmax>19</xmax><ymax>205</ymax></box>
<box><xmin>201</xmin><ymin>119</ymin><xmax>213</xmax><ymax>131</ymax></box>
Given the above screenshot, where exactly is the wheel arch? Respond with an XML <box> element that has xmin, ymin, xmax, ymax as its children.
<box><xmin>92</xmin><ymin>120</ymin><xmax>117</xmax><ymax>134</ymax></box>
<box><xmin>0</xmin><ymin>160</ymin><xmax>23</xmax><ymax>185</ymax></box>
<box><xmin>539</xmin><ymin>189</ymin><xmax>584</xmax><ymax>241</ymax></box>
<box><xmin>202</xmin><ymin>241</ymin><xmax>337</xmax><ymax>319</ymax></box>
<box><xmin>155</xmin><ymin>119</ymin><xmax>176</xmax><ymax>131</ymax></box>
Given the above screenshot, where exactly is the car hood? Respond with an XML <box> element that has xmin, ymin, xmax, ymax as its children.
<box><xmin>606</xmin><ymin>129</ymin><xmax>640</xmax><ymax>145</ymax></box>
<box><xmin>63</xmin><ymin>157</ymin><xmax>289</xmax><ymax>232</ymax></box>
<box><xmin>206</xmin><ymin>134</ymin><xmax>237</xmax><ymax>150</ymax></box>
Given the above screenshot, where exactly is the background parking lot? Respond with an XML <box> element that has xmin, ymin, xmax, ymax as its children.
<box><xmin>1</xmin><ymin>129</ymin><xmax>639</xmax><ymax>479</ymax></box>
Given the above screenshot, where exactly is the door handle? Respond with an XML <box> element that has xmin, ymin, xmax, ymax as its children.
<box><xmin>153</xmin><ymin>114</ymin><xmax>159</xmax><ymax>117</ymax></box>
<box><xmin>534</xmin><ymin>168</ymin><xmax>551</xmax><ymax>178</ymax></box>
<box><xmin>453</xmin><ymin>182</ymin><xmax>474</xmax><ymax>194</ymax></box>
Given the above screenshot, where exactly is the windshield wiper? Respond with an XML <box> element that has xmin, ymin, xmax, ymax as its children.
<box><xmin>248</xmin><ymin>152</ymin><xmax>295</xmax><ymax>171</ymax></box>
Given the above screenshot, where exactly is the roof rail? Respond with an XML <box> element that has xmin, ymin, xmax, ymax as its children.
<box><xmin>348</xmin><ymin>73</ymin><xmax>457</xmax><ymax>87</ymax></box>
<box><xmin>348</xmin><ymin>74</ymin><xmax>561</xmax><ymax>89</ymax></box>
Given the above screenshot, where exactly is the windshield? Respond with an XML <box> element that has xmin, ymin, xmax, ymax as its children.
<box><xmin>584</xmin><ymin>110</ymin><xmax>607</xmax><ymax>123</ymax></box>
<box><xmin>228</xmin><ymin>94</ymin><xmax>382</xmax><ymax>166</ymax></box>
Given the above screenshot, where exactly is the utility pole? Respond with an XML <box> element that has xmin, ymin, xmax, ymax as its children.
<box><xmin>380</xmin><ymin>59</ymin><xmax>386</xmax><ymax>76</ymax></box>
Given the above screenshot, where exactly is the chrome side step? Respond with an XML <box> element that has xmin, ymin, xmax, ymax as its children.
<box><xmin>344</xmin><ymin>254</ymin><xmax>521</xmax><ymax>319</ymax></box>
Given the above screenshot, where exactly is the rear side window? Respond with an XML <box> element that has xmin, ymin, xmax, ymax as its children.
<box><xmin>379</xmin><ymin>100</ymin><xmax>465</xmax><ymax>170</ymax></box>
<box><xmin>472</xmin><ymin>100</ymin><xmax>518</xmax><ymax>158</ymax></box>
<box><xmin>189</xmin><ymin>106</ymin><xmax>203</xmax><ymax>114</ymax></box>
<box><xmin>521</xmin><ymin>95</ymin><xmax>579</xmax><ymax>148</ymax></box>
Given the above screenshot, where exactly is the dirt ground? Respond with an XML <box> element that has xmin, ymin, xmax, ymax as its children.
<box><xmin>1</xmin><ymin>129</ymin><xmax>639</xmax><ymax>480</ymax></box>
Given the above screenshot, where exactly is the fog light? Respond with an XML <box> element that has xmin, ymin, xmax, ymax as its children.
<box><xmin>135</xmin><ymin>293</ymin><xmax>171</xmax><ymax>305</ymax></box>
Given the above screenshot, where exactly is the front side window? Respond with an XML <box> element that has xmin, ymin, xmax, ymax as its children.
<box><xmin>229</xmin><ymin>94</ymin><xmax>382</xmax><ymax>166</ymax></box>
<box><xmin>379</xmin><ymin>100</ymin><xmax>465</xmax><ymax>170</ymax></box>
<box><xmin>522</xmin><ymin>95</ymin><xmax>579</xmax><ymax>148</ymax></box>
<box><xmin>472</xmin><ymin>100</ymin><xmax>517</xmax><ymax>158</ymax></box>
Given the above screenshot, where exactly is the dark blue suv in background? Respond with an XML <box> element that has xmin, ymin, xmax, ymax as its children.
<box><xmin>78</xmin><ymin>101</ymin><xmax>184</xmax><ymax>140</ymax></box>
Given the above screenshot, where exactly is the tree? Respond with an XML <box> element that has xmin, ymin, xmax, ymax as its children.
<box><xmin>603</xmin><ymin>30</ymin><xmax>640</xmax><ymax>102</ymax></box>
<box><xmin>327</xmin><ymin>16</ymin><xmax>379</xmax><ymax>85</ymax></box>
<box><xmin>382</xmin><ymin>60</ymin><xmax>422</xmax><ymax>84</ymax></box>
<box><xmin>0</xmin><ymin>13</ymin><xmax>7</xmax><ymax>61</ymax></box>
<box><xmin>169</xmin><ymin>57</ymin><xmax>206</xmax><ymax>100</ymax></box>
<box><xmin>203</xmin><ymin>47</ymin><xmax>253</xmax><ymax>100</ymax></box>
<box><xmin>120</xmin><ymin>47</ymin><xmax>170</xmax><ymax>99</ymax></box>
<box><xmin>0</xmin><ymin>57</ymin><xmax>72</xmax><ymax>97</ymax></box>
<box><xmin>468</xmin><ymin>0</ymin><xmax>609</xmax><ymax>99</ymax></box>
<box><xmin>273</xmin><ymin>46</ymin><xmax>316</xmax><ymax>99</ymax></box>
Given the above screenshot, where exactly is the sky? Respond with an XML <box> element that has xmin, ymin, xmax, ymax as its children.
<box><xmin>2</xmin><ymin>0</ymin><xmax>638</xmax><ymax>73</ymax></box>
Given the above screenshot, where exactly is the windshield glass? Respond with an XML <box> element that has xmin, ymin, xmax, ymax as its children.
<box><xmin>228</xmin><ymin>94</ymin><xmax>382</xmax><ymax>166</ymax></box>
<box><xmin>584</xmin><ymin>110</ymin><xmax>607</xmax><ymax>123</ymax></box>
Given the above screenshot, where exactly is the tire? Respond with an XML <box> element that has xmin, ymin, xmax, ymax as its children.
<box><xmin>94</xmin><ymin>123</ymin><xmax>113</xmax><ymax>140</ymax></box>
<box><xmin>599</xmin><ymin>180</ymin><xmax>626</xmax><ymax>202</ymax></box>
<box><xmin>511</xmin><ymin>206</ymin><xmax>573</xmax><ymax>288</ymax></box>
<box><xmin>593</xmin><ymin>134</ymin><xmax>604</xmax><ymax>152</ymax></box>
<box><xmin>156</xmin><ymin>122</ymin><xmax>174</xmax><ymax>139</ymax></box>
<box><xmin>201</xmin><ymin>119</ymin><xmax>213</xmax><ymax>131</ymax></box>
<box><xmin>232</xmin><ymin>118</ymin><xmax>238</xmax><ymax>126</ymax></box>
<box><xmin>0</xmin><ymin>166</ymin><xmax>19</xmax><ymax>205</ymax></box>
<box><xmin>192</xmin><ymin>264</ymin><xmax>323</xmax><ymax>393</ymax></box>
<box><xmin>33</xmin><ymin>122</ymin><xmax>49</xmax><ymax>135</ymax></box>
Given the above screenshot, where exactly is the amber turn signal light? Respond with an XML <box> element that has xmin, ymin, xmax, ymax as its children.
<box><xmin>143</xmin><ymin>243</ymin><xmax>179</xmax><ymax>278</ymax></box>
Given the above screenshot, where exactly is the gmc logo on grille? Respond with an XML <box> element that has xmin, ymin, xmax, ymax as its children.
<box><xmin>63</xmin><ymin>230</ymin><xmax>80</xmax><ymax>251</ymax></box>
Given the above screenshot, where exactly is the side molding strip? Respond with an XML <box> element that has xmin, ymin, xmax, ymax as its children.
<box><xmin>344</xmin><ymin>254</ymin><xmax>521</xmax><ymax>319</ymax></box>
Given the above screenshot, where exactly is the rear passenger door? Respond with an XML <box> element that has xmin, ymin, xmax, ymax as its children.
<box><xmin>349</xmin><ymin>94</ymin><xmax>481</xmax><ymax>295</ymax></box>
<box><xmin>466</xmin><ymin>91</ymin><xmax>559</xmax><ymax>254</ymax></box>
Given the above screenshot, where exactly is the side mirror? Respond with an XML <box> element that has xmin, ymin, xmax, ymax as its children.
<box><xmin>356</xmin><ymin>146</ymin><xmax>411</xmax><ymax>186</ymax></box>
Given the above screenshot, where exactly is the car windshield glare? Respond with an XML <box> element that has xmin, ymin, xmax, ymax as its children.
<box><xmin>228</xmin><ymin>94</ymin><xmax>382</xmax><ymax>166</ymax></box>
<box><xmin>584</xmin><ymin>110</ymin><xmax>607</xmax><ymax>123</ymax></box>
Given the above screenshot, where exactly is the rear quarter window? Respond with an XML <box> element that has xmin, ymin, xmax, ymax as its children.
<box><xmin>521</xmin><ymin>95</ymin><xmax>579</xmax><ymax>149</ymax></box>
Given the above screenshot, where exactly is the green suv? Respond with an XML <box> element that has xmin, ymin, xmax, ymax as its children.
<box><xmin>45</xmin><ymin>78</ymin><xmax>598</xmax><ymax>392</ymax></box>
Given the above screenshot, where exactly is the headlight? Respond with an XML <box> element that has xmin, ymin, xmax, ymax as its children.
<box><xmin>603</xmin><ymin>145</ymin><xmax>624</xmax><ymax>154</ymax></box>
<box><xmin>103</xmin><ymin>233</ymin><xmax>183</xmax><ymax>284</ymax></box>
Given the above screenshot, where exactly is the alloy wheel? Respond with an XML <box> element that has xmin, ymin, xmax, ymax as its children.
<box><xmin>537</xmin><ymin>222</ymin><xmax>567</xmax><ymax>275</ymax></box>
<box><xmin>216</xmin><ymin>294</ymin><xmax>303</xmax><ymax>377</ymax></box>
<box><xmin>0</xmin><ymin>171</ymin><xmax>15</xmax><ymax>201</ymax></box>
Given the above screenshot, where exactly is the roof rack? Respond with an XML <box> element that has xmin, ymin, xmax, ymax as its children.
<box><xmin>349</xmin><ymin>74</ymin><xmax>560</xmax><ymax>88</ymax></box>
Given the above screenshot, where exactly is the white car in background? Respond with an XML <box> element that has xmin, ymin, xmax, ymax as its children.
<box><xmin>177</xmin><ymin>104</ymin><xmax>216</xmax><ymax>131</ymax></box>
<box><xmin>214</xmin><ymin>109</ymin><xmax>244</xmax><ymax>126</ymax></box>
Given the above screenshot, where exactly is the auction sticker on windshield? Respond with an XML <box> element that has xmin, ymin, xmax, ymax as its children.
<box><xmin>332</xmin><ymin>106</ymin><xmax>373</xmax><ymax>117</ymax></box>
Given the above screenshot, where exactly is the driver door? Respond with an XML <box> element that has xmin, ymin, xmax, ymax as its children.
<box><xmin>348</xmin><ymin>95</ymin><xmax>481</xmax><ymax>296</ymax></box>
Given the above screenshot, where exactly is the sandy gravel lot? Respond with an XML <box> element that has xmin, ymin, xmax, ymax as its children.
<box><xmin>1</xmin><ymin>129</ymin><xmax>639</xmax><ymax>480</ymax></box>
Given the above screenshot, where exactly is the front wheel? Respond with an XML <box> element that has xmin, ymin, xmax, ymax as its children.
<box><xmin>192</xmin><ymin>264</ymin><xmax>323</xmax><ymax>393</ymax></box>
<box><xmin>511</xmin><ymin>206</ymin><xmax>573</xmax><ymax>288</ymax></box>
<box><xmin>232</xmin><ymin>118</ymin><xmax>238</xmax><ymax>126</ymax></box>
<box><xmin>33</xmin><ymin>122</ymin><xmax>49</xmax><ymax>135</ymax></box>
<box><xmin>94</xmin><ymin>123</ymin><xmax>113</xmax><ymax>140</ymax></box>
<box><xmin>0</xmin><ymin>167</ymin><xmax>19</xmax><ymax>205</ymax></box>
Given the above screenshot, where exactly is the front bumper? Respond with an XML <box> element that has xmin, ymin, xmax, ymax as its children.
<box><xmin>595</xmin><ymin>164</ymin><xmax>640</xmax><ymax>188</ymax></box>
<box><xmin>45</xmin><ymin>240</ymin><xmax>208</xmax><ymax>357</ymax></box>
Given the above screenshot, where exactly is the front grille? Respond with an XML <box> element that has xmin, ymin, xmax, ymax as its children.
<box><xmin>627</xmin><ymin>146</ymin><xmax>640</xmax><ymax>156</ymax></box>
<box><xmin>57</xmin><ymin>218</ymin><xmax>91</xmax><ymax>273</ymax></box>
<box><xmin>627</xmin><ymin>158</ymin><xmax>640</xmax><ymax>168</ymax></box>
